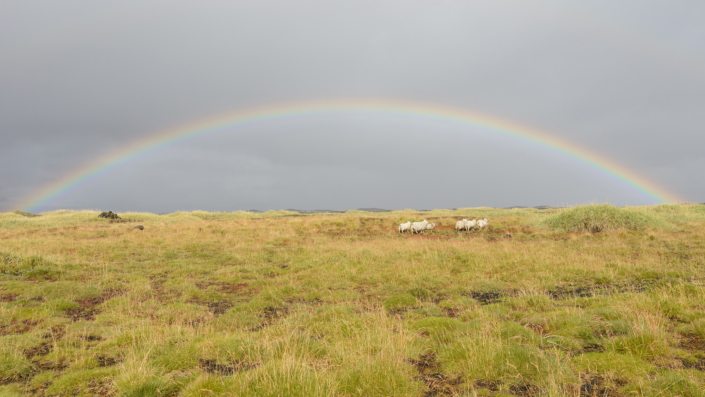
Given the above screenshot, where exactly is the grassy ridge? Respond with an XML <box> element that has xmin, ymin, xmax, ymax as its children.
<box><xmin>1</xmin><ymin>205</ymin><xmax>705</xmax><ymax>396</ymax></box>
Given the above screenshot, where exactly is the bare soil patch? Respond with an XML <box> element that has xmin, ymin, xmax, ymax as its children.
<box><xmin>473</xmin><ymin>379</ymin><xmax>501</xmax><ymax>392</ymax></box>
<box><xmin>408</xmin><ymin>352</ymin><xmax>463</xmax><ymax>396</ymax></box>
<box><xmin>0</xmin><ymin>318</ymin><xmax>40</xmax><ymax>335</ymax></box>
<box><xmin>581</xmin><ymin>343</ymin><xmax>604</xmax><ymax>353</ymax></box>
<box><xmin>192</xmin><ymin>300</ymin><xmax>233</xmax><ymax>316</ymax></box>
<box><xmin>248</xmin><ymin>306</ymin><xmax>290</xmax><ymax>331</ymax></box>
<box><xmin>97</xmin><ymin>354</ymin><xmax>120</xmax><ymax>367</ymax></box>
<box><xmin>263</xmin><ymin>305</ymin><xmax>288</xmax><ymax>320</ymax></box>
<box><xmin>465</xmin><ymin>288</ymin><xmax>519</xmax><ymax>305</ymax></box>
<box><xmin>149</xmin><ymin>277</ymin><xmax>182</xmax><ymax>302</ymax></box>
<box><xmin>0</xmin><ymin>292</ymin><xmax>18</xmax><ymax>302</ymax></box>
<box><xmin>579</xmin><ymin>374</ymin><xmax>625</xmax><ymax>397</ymax></box>
<box><xmin>65</xmin><ymin>290</ymin><xmax>121</xmax><ymax>321</ymax></box>
<box><xmin>547</xmin><ymin>280</ymin><xmax>657</xmax><ymax>300</ymax></box>
<box><xmin>509</xmin><ymin>383</ymin><xmax>541</xmax><ymax>396</ymax></box>
<box><xmin>22</xmin><ymin>341</ymin><xmax>52</xmax><ymax>360</ymax></box>
<box><xmin>33</xmin><ymin>357</ymin><xmax>69</xmax><ymax>371</ymax></box>
<box><xmin>199</xmin><ymin>358</ymin><xmax>257</xmax><ymax>375</ymax></box>
<box><xmin>680</xmin><ymin>335</ymin><xmax>705</xmax><ymax>352</ymax></box>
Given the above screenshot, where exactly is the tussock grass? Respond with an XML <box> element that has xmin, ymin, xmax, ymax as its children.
<box><xmin>544</xmin><ymin>204</ymin><xmax>664</xmax><ymax>233</ymax></box>
<box><xmin>1</xmin><ymin>205</ymin><xmax>704</xmax><ymax>396</ymax></box>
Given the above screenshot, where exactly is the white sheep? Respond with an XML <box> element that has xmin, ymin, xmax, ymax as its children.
<box><xmin>477</xmin><ymin>218</ymin><xmax>488</xmax><ymax>229</ymax></box>
<box><xmin>455</xmin><ymin>219</ymin><xmax>467</xmax><ymax>231</ymax></box>
<box><xmin>398</xmin><ymin>221</ymin><xmax>411</xmax><ymax>233</ymax></box>
<box><xmin>425</xmin><ymin>222</ymin><xmax>437</xmax><ymax>231</ymax></box>
<box><xmin>465</xmin><ymin>219</ymin><xmax>477</xmax><ymax>231</ymax></box>
<box><xmin>411</xmin><ymin>220</ymin><xmax>429</xmax><ymax>234</ymax></box>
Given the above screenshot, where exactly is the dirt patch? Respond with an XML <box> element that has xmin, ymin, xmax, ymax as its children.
<box><xmin>43</xmin><ymin>324</ymin><xmax>66</xmax><ymax>340</ymax></box>
<box><xmin>96</xmin><ymin>354</ymin><xmax>120</xmax><ymax>367</ymax></box>
<box><xmin>199</xmin><ymin>359</ymin><xmax>257</xmax><ymax>375</ymax></box>
<box><xmin>149</xmin><ymin>277</ymin><xmax>182</xmax><ymax>302</ymax></box>
<box><xmin>581</xmin><ymin>343</ymin><xmax>604</xmax><ymax>353</ymax></box>
<box><xmin>680</xmin><ymin>335</ymin><xmax>705</xmax><ymax>352</ymax></box>
<box><xmin>468</xmin><ymin>291</ymin><xmax>504</xmax><ymax>305</ymax></box>
<box><xmin>0</xmin><ymin>319</ymin><xmax>40</xmax><ymax>335</ymax></box>
<box><xmin>221</xmin><ymin>282</ymin><xmax>250</xmax><ymax>294</ymax></box>
<box><xmin>407</xmin><ymin>352</ymin><xmax>463</xmax><ymax>396</ymax></box>
<box><xmin>248</xmin><ymin>306</ymin><xmax>290</xmax><ymax>331</ymax></box>
<box><xmin>204</xmin><ymin>300</ymin><xmax>234</xmax><ymax>316</ymax></box>
<box><xmin>509</xmin><ymin>382</ymin><xmax>541</xmax><ymax>396</ymax></box>
<box><xmin>263</xmin><ymin>306</ymin><xmax>288</xmax><ymax>320</ymax></box>
<box><xmin>65</xmin><ymin>290</ymin><xmax>121</xmax><ymax>321</ymax></box>
<box><xmin>442</xmin><ymin>307</ymin><xmax>459</xmax><ymax>318</ymax></box>
<box><xmin>681</xmin><ymin>357</ymin><xmax>705</xmax><ymax>371</ymax></box>
<box><xmin>548</xmin><ymin>285</ymin><xmax>604</xmax><ymax>299</ymax></box>
<box><xmin>679</xmin><ymin>336</ymin><xmax>705</xmax><ymax>370</ymax></box>
<box><xmin>579</xmin><ymin>374</ymin><xmax>624</xmax><ymax>397</ymax></box>
<box><xmin>85</xmin><ymin>378</ymin><xmax>115</xmax><ymax>396</ymax></box>
<box><xmin>473</xmin><ymin>379</ymin><xmax>501</xmax><ymax>391</ymax></box>
<box><xmin>387</xmin><ymin>307</ymin><xmax>415</xmax><ymax>317</ymax></box>
<box><xmin>547</xmin><ymin>280</ymin><xmax>656</xmax><ymax>300</ymax></box>
<box><xmin>525</xmin><ymin>321</ymin><xmax>549</xmax><ymax>336</ymax></box>
<box><xmin>23</xmin><ymin>341</ymin><xmax>52</xmax><ymax>358</ymax></box>
<box><xmin>33</xmin><ymin>357</ymin><xmax>69</xmax><ymax>371</ymax></box>
<box><xmin>80</xmin><ymin>335</ymin><xmax>103</xmax><ymax>342</ymax></box>
<box><xmin>0</xmin><ymin>293</ymin><xmax>18</xmax><ymax>302</ymax></box>
<box><xmin>195</xmin><ymin>281</ymin><xmax>250</xmax><ymax>295</ymax></box>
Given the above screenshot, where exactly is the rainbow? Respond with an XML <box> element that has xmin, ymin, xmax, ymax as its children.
<box><xmin>13</xmin><ymin>99</ymin><xmax>681</xmax><ymax>212</ymax></box>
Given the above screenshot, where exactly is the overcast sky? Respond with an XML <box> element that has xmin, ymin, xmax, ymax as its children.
<box><xmin>1</xmin><ymin>0</ymin><xmax>703</xmax><ymax>213</ymax></box>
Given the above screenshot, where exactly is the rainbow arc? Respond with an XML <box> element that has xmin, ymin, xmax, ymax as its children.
<box><xmin>12</xmin><ymin>99</ymin><xmax>682</xmax><ymax>213</ymax></box>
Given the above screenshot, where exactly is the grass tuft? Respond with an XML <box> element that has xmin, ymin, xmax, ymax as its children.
<box><xmin>544</xmin><ymin>204</ymin><xmax>663</xmax><ymax>232</ymax></box>
<box><xmin>383</xmin><ymin>294</ymin><xmax>418</xmax><ymax>312</ymax></box>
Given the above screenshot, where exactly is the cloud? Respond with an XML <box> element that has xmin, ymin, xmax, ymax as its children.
<box><xmin>1</xmin><ymin>0</ymin><xmax>703</xmax><ymax>211</ymax></box>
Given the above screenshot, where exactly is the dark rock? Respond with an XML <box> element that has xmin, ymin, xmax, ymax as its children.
<box><xmin>133</xmin><ymin>225</ymin><xmax>144</xmax><ymax>230</ymax></box>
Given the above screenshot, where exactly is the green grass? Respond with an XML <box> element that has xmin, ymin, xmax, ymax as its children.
<box><xmin>1</xmin><ymin>204</ymin><xmax>705</xmax><ymax>396</ymax></box>
<box><xmin>544</xmin><ymin>204</ymin><xmax>662</xmax><ymax>232</ymax></box>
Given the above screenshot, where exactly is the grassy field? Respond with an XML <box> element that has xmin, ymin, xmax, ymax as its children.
<box><xmin>1</xmin><ymin>204</ymin><xmax>705</xmax><ymax>397</ymax></box>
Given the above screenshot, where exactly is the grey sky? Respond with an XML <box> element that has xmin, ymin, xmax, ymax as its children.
<box><xmin>1</xmin><ymin>0</ymin><xmax>703</xmax><ymax>212</ymax></box>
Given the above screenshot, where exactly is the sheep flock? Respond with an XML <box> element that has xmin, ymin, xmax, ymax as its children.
<box><xmin>398</xmin><ymin>218</ymin><xmax>487</xmax><ymax>233</ymax></box>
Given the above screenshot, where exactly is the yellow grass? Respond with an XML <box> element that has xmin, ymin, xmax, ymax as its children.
<box><xmin>1</xmin><ymin>205</ymin><xmax>704</xmax><ymax>396</ymax></box>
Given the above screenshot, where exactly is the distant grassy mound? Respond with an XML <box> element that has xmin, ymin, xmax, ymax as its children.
<box><xmin>545</xmin><ymin>204</ymin><xmax>662</xmax><ymax>233</ymax></box>
<box><xmin>12</xmin><ymin>210</ymin><xmax>40</xmax><ymax>217</ymax></box>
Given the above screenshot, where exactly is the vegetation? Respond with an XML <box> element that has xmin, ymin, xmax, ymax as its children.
<box><xmin>1</xmin><ymin>204</ymin><xmax>704</xmax><ymax>396</ymax></box>
<box><xmin>543</xmin><ymin>204</ymin><xmax>666</xmax><ymax>233</ymax></box>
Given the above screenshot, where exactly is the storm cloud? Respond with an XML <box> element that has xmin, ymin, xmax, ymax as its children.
<box><xmin>1</xmin><ymin>0</ymin><xmax>703</xmax><ymax>212</ymax></box>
